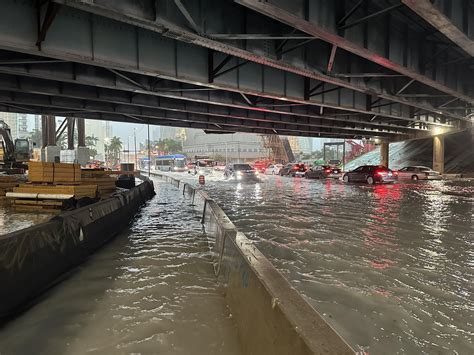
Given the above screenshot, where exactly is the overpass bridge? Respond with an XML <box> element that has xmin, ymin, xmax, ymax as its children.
<box><xmin>0</xmin><ymin>0</ymin><xmax>472</xmax><ymax>171</ymax></box>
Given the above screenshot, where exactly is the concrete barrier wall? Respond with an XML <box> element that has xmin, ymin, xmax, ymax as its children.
<box><xmin>147</xmin><ymin>171</ymin><xmax>354</xmax><ymax>354</ymax></box>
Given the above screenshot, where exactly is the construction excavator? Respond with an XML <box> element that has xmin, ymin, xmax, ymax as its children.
<box><xmin>0</xmin><ymin>120</ymin><xmax>31</xmax><ymax>173</ymax></box>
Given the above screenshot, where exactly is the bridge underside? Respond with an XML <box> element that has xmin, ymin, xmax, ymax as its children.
<box><xmin>0</xmin><ymin>0</ymin><xmax>472</xmax><ymax>139</ymax></box>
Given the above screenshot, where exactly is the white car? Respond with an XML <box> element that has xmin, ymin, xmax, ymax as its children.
<box><xmin>264</xmin><ymin>164</ymin><xmax>283</xmax><ymax>175</ymax></box>
<box><xmin>397</xmin><ymin>166</ymin><xmax>442</xmax><ymax>180</ymax></box>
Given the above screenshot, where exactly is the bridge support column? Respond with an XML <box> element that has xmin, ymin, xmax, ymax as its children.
<box><xmin>75</xmin><ymin>118</ymin><xmax>89</xmax><ymax>165</ymax></box>
<box><xmin>433</xmin><ymin>135</ymin><xmax>445</xmax><ymax>174</ymax></box>
<box><xmin>41</xmin><ymin>115</ymin><xmax>60</xmax><ymax>162</ymax></box>
<box><xmin>380</xmin><ymin>142</ymin><xmax>389</xmax><ymax>168</ymax></box>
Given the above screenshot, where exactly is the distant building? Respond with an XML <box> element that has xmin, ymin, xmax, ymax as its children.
<box><xmin>161</xmin><ymin>127</ymin><xmax>179</xmax><ymax>140</ymax></box>
<box><xmin>17</xmin><ymin>114</ymin><xmax>28</xmax><ymax>139</ymax></box>
<box><xmin>85</xmin><ymin>119</ymin><xmax>107</xmax><ymax>160</ymax></box>
<box><xmin>0</xmin><ymin>112</ymin><xmax>18</xmax><ymax>139</ymax></box>
<box><xmin>183</xmin><ymin>129</ymin><xmax>266</xmax><ymax>163</ymax></box>
<box><xmin>152</xmin><ymin>126</ymin><xmax>161</xmax><ymax>141</ymax></box>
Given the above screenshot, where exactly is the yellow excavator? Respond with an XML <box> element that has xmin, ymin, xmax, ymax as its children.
<box><xmin>0</xmin><ymin>120</ymin><xmax>31</xmax><ymax>173</ymax></box>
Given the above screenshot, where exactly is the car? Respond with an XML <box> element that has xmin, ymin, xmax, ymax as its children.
<box><xmin>289</xmin><ymin>163</ymin><xmax>308</xmax><ymax>177</ymax></box>
<box><xmin>327</xmin><ymin>159</ymin><xmax>342</xmax><ymax>168</ymax></box>
<box><xmin>396</xmin><ymin>166</ymin><xmax>442</xmax><ymax>180</ymax></box>
<box><xmin>264</xmin><ymin>164</ymin><xmax>284</xmax><ymax>175</ymax></box>
<box><xmin>305</xmin><ymin>165</ymin><xmax>342</xmax><ymax>179</ymax></box>
<box><xmin>343</xmin><ymin>165</ymin><xmax>398</xmax><ymax>184</ymax></box>
<box><xmin>279</xmin><ymin>163</ymin><xmax>297</xmax><ymax>176</ymax></box>
<box><xmin>224</xmin><ymin>163</ymin><xmax>260</xmax><ymax>181</ymax></box>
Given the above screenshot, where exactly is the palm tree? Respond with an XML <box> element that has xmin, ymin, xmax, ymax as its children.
<box><xmin>109</xmin><ymin>136</ymin><xmax>123</xmax><ymax>165</ymax></box>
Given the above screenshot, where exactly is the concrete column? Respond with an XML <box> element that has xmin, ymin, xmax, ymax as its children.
<box><xmin>77</xmin><ymin>118</ymin><xmax>85</xmax><ymax>147</ymax></box>
<box><xmin>433</xmin><ymin>135</ymin><xmax>445</xmax><ymax>174</ymax></box>
<box><xmin>41</xmin><ymin>115</ymin><xmax>60</xmax><ymax>162</ymax></box>
<box><xmin>67</xmin><ymin>117</ymin><xmax>75</xmax><ymax>150</ymax></box>
<box><xmin>380</xmin><ymin>142</ymin><xmax>389</xmax><ymax>168</ymax></box>
<box><xmin>41</xmin><ymin>115</ymin><xmax>48</xmax><ymax>148</ymax></box>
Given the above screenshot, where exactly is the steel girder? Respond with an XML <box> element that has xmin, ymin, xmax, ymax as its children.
<box><xmin>0</xmin><ymin>0</ymin><xmax>469</xmax><ymax>138</ymax></box>
<box><xmin>0</xmin><ymin>57</ymin><xmax>437</xmax><ymax>129</ymax></box>
<box><xmin>402</xmin><ymin>0</ymin><xmax>474</xmax><ymax>57</ymax></box>
<box><xmin>51</xmin><ymin>0</ymin><xmax>472</xmax><ymax>121</ymax></box>
<box><xmin>235</xmin><ymin>0</ymin><xmax>473</xmax><ymax>104</ymax></box>
<box><xmin>0</xmin><ymin>92</ymin><xmax>401</xmax><ymax>138</ymax></box>
<box><xmin>0</xmin><ymin>73</ymin><xmax>412</xmax><ymax>136</ymax></box>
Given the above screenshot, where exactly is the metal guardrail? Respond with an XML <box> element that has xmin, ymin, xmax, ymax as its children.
<box><xmin>147</xmin><ymin>170</ymin><xmax>354</xmax><ymax>354</ymax></box>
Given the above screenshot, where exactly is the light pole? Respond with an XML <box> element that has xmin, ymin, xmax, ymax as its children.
<box><xmin>134</xmin><ymin>128</ymin><xmax>137</xmax><ymax>169</ymax></box>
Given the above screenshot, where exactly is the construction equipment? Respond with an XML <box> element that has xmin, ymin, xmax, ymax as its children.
<box><xmin>0</xmin><ymin>120</ymin><xmax>31</xmax><ymax>172</ymax></box>
<box><xmin>261</xmin><ymin>135</ymin><xmax>295</xmax><ymax>163</ymax></box>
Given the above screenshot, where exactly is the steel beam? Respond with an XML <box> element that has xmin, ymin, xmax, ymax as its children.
<box><xmin>0</xmin><ymin>96</ymin><xmax>397</xmax><ymax>138</ymax></box>
<box><xmin>0</xmin><ymin>56</ymin><xmax>451</xmax><ymax>130</ymax></box>
<box><xmin>0</xmin><ymin>76</ymin><xmax>413</xmax><ymax>135</ymax></box>
<box><xmin>402</xmin><ymin>0</ymin><xmax>474</xmax><ymax>57</ymax></box>
<box><xmin>338</xmin><ymin>3</ymin><xmax>404</xmax><ymax>31</ymax></box>
<box><xmin>42</xmin><ymin>0</ymin><xmax>469</xmax><ymax>121</ymax></box>
<box><xmin>235</xmin><ymin>0</ymin><xmax>473</xmax><ymax>106</ymax></box>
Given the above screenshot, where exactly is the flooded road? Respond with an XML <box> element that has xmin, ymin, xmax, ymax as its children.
<box><xmin>0</xmin><ymin>202</ymin><xmax>52</xmax><ymax>235</ymax></box>
<box><xmin>0</xmin><ymin>180</ymin><xmax>240</xmax><ymax>355</ymax></box>
<box><xmin>187</xmin><ymin>173</ymin><xmax>473</xmax><ymax>354</ymax></box>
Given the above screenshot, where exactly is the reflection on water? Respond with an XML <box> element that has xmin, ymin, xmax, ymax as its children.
<box><xmin>198</xmin><ymin>175</ymin><xmax>473</xmax><ymax>354</ymax></box>
<box><xmin>0</xmin><ymin>180</ymin><xmax>239</xmax><ymax>355</ymax></box>
<box><xmin>0</xmin><ymin>203</ymin><xmax>52</xmax><ymax>235</ymax></box>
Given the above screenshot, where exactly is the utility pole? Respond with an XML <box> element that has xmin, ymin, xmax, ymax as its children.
<box><xmin>147</xmin><ymin>122</ymin><xmax>151</xmax><ymax>176</ymax></box>
<box><xmin>134</xmin><ymin>128</ymin><xmax>137</xmax><ymax>169</ymax></box>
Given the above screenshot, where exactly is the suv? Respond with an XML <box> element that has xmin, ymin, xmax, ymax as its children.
<box><xmin>224</xmin><ymin>163</ymin><xmax>259</xmax><ymax>181</ymax></box>
<box><xmin>343</xmin><ymin>165</ymin><xmax>397</xmax><ymax>184</ymax></box>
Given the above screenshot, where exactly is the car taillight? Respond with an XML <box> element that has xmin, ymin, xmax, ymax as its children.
<box><xmin>292</xmin><ymin>166</ymin><xmax>298</xmax><ymax>170</ymax></box>
<box><xmin>375</xmin><ymin>170</ymin><xmax>384</xmax><ymax>176</ymax></box>
<box><xmin>393</xmin><ymin>171</ymin><xmax>398</xmax><ymax>176</ymax></box>
<box><xmin>325</xmin><ymin>169</ymin><xmax>331</xmax><ymax>173</ymax></box>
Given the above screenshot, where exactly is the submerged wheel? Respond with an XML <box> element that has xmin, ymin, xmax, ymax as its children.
<box><xmin>411</xmin><ymin>175</ymin><xmax>419</xmax><ymax>181</ymax></box>
<box><xmin>366</xmin><ymin>176</ymin><xmax>374</xmax><ymax>184</ymax></box>
<box><xmin>343</xmin><ymin>175</ymin><xmax>350</xmax><ymax>183</ymax></box>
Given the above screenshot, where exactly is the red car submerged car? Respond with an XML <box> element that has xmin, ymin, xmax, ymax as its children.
<box><xmin>343</xmin><ymin>165</ymin><xmax>398</xmax><ymax>184</ymax></box>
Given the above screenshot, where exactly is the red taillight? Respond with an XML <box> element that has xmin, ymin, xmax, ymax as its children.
<box><xmin>292</xmin><ymin>166</ymin><xmax>298</xmax><ymax>170</ymax></box>
<box><xmin>393</xmin><ymin>171</ymin><xmax>398</xmax><ymax>176</ymax></box>
<box><xmin>325</xmin><ymin>169</ymin><xmax>331</xmax><ymax>173</ymax></box>
<box><xmin>375</xmin><ymin>170</ymin><xmax>384</xmax><ymax>176</ymax></box>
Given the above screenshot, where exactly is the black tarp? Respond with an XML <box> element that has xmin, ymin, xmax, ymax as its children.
<box><xmin>0</xmin><ymin>180</ymin><xmax>155</xmax><ymax>321</ymax></box>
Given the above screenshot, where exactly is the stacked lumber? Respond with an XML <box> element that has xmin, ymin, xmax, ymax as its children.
<box><xmin>8</xmin><ymin>184</ymin><xmax>98</xmax><ymax>211</ymax></box>
<box><xmin>81</xmin><ymin>169</ymin><xmax>118</xmax><ymax>196</ymax></box>
<box><xmin>0</xmin><ymin>175</ymin><xmax>19</xmax><ymax>200</ymax></box>
<box><xmin>28</xmin><ymin>162</ymin><xmax>81</xmax><ymax>183</ymax></box>
<box><xmin>53</xmin><ymin>163</ymin><xmax>81</xmax><ymax>183</ymax></box>
<box><xmin>28</xmin><ymin>162</ymin><xmax>54</xmax><ymax>182</ymax></box>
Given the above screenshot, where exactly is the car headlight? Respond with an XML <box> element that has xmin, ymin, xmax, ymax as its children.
<box><xmin>255</xmin><ymin>171</ymin><xmax>259</xmax><ymax>176</ymax></box>
<box><xmin>237</xmin><ymin>171</ymin><xmax>243</xmax><ymax>176</ymax></box>
<box><xmin>174</xmin><ymin>167</ymin><xmax>178</xmax><ymax>170</ymax></box>
<box><xmin>198</xmin><ymin>170</ymin><xmax>204</xmax><ymax>175</ymax></box>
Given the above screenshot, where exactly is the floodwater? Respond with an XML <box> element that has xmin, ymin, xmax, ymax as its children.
<box><xmin>0</xmin><ymin>202</ymin><xmax>52</xmax><ymax>235</ymax></box>
<box><xmin>184</xmin><ymin>172</ymin><xmax>473</xmax><ymax>354</ymax></box>
<box><xmin>0</xmin><ymin>180</ymin><xmax>240</xmax><ymax>355</ymax></box>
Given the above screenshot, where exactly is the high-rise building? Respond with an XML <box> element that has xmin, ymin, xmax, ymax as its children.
<box><xmin>183</xmin><ymin>129</ymin><xmax>266</xmax><ymax>163</ymax></box>
<box><xmin>161</xmin><ymin>126</ymin><xmax>179</xmax><ymax>140</ymax></box>
<box><xmin>85</xmin><ymin>119</ymin><xmax>107</xmax><ymax>160</ymax></box>
<box><xmin>17</xmin><ymin>114</ymin><xmax>28</xmax><ymax>139</ymax></box>
<box><xmin>152</xmin><ymin>126</ymin><xmax>161</xmax><ymax>141</ymax></box>
<box><xmin>34</xmin><ymin>115</ymin><xmax>41</xmax><ymax>131</ymax></box>
<box><xmin>0</xmin><ymin>112</ymin><xmax>18</xmax><ymax>139</ymax></box>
